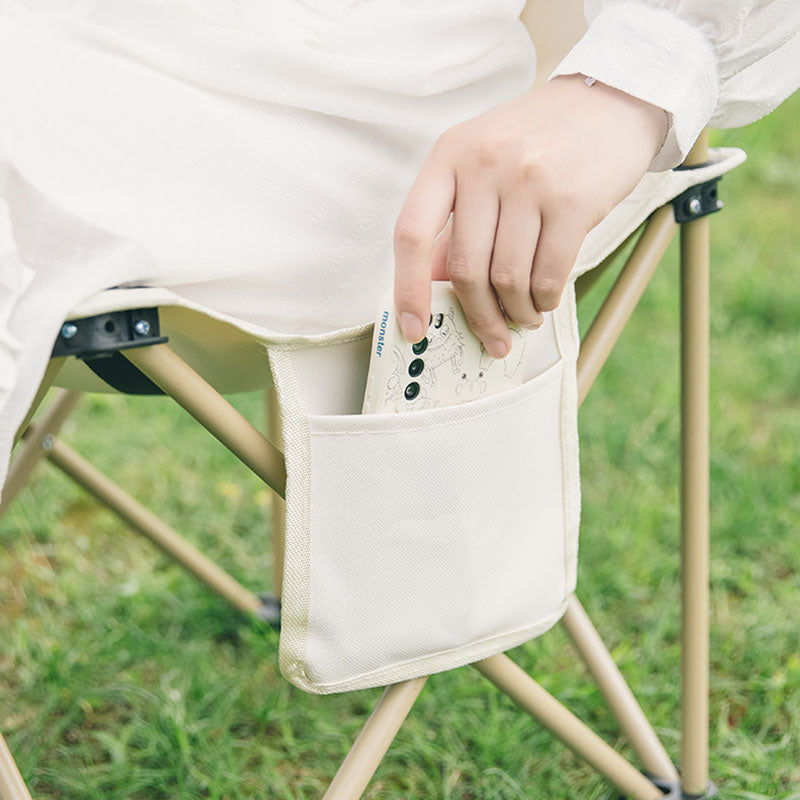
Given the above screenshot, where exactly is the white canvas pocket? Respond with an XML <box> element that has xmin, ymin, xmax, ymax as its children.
<box><xmin>267</xmin><ymin>291</ymin><xmax>581</xmax><ymax>694</ymax></box>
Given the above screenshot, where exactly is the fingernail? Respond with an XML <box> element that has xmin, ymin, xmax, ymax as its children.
<box><xmin>523</xmin><ymin>322</ymin><xmax>542</xmax><ymax>331</ymax></box>
<box><xmin>487</xmin><ymin>339</ymin><xmax>509</xmax><ymax>359</ymax></box>
<box><xmin>399</xmin><ymin>312</ymin><xmax>425</xmax><ymax>343</ymax></box>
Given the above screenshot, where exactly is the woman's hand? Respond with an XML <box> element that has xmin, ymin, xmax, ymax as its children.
<box><xmin>392</xmin><ymin>73</ymin><xmax>668</xmax><ymax>357</ymax></box>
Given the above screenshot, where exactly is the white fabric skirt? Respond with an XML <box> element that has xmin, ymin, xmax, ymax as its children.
<box><xmin>0</xmin><ymin>0</ymin><xmax>536</xmax><ymax>489</ymax></box>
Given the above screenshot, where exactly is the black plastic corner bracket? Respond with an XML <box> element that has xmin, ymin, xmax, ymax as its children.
<box><xmin>52</xmin><ymin>307</ymin><xmax>168</xmax><ymax>395</ymax></box>
<box><xmin>671</xmin><ymin>178</ymin><xmax>723</xmax><ymax>224</ymax></box>
<box><xmin>52</xmin><ymin>307</ymin><xmax>167</xmax><ymax>360</ymax></box>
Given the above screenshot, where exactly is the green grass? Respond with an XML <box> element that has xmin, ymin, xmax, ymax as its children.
<box><xmin>2</xmin><ymin>92</ymin><xmax>800</xmax><ymax>798</ymax></box>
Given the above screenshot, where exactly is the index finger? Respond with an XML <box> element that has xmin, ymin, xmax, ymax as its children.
<box><xmin>393</xmin><ymin>150</ymin><xmax>456</xmax><ymax>342</ymax></box>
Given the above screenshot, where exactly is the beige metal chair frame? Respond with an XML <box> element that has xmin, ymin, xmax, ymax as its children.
<box><xmin>0</xmin><ymin>133</ymin><xmax>716</xmax><ymax>800</ymax></box>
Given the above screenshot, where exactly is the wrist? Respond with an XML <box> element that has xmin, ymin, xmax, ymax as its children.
<box><xmin>549</xmin><ymin>73</ymin><xmax>669</xmax><ymax>161</ymax></box>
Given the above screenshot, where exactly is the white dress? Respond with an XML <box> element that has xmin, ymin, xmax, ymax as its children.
<box><xmin>1</xmin><ymin>0</ymin><xmax>799</xmax><ymax>494</ymax></box>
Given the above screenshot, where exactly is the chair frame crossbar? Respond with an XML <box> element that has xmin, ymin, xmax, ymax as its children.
<box><xmin>0</xmin><ymin>135</ymin><xmax>716</xmax><ymax>800</ymax></box>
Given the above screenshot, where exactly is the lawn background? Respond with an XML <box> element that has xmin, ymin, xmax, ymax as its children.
<box><xmin>1</xmin><ymin>91</ymin><xmax>799</xmax><ymax>798</ymax></box>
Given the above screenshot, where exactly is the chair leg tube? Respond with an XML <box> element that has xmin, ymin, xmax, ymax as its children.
<box><xmin>0</xmin><ymin>734</ymin><xmax>32</xmax><ymax>800</ymax></box>
<box><xmin>575</xmin><ymin>228</ymin><xmax>640</xmax><ymax>304</ymax></box>
<box><xmin>679</xmin><ymin>131</ymin><xmax>711</xmax><ymax>795</ymax></box>
<box><xmin>474</xmin><ymin>655</ymin><xmax>662</xmax><ymax>800</ymax></box>
<box><xmin>562</xmin><ymin>596</ymin><xmax>679</xmax><ymax>782</ymax></box>
<box><xmin>0</xmin><ymin>389</ymin><xmax>81</xmax><ymax>518</ymax></box>
<box><xmin>13</xmin><ymin>357</ymin><xmax>66</xmax><ymax>446</ymax></box>
<box><xmin>266</xmin><ymin>388</ymin><xmax>285</xmax><ymax>600</ymax></box>
<box><xmin>123</xmin><ymin>345</ymin><xmax>286</xmax><ymax>499</ymax></box>
<box><xmin>577</xmin><ymin>205</ymin><xmax>677</xmax><ymax>406</ymax></box>
<box><xmin>569</xmin><ymin>202</ymin><xmax>683</xmax><ymax>789</ymax></box>
<box><xmin>323</xmin><ymin>677</ymin><xmax>427</xmax><ymax>800</ymax></box>
<box><xmin>44</xmin><ymin>437</ymin><xmax>263</xmax><ymax>618</ymax></box>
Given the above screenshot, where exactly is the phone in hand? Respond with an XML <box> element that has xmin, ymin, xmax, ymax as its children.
<box><xmin>362</xmin><ymin>282</ymin><xmax>529</xmax><ymax>414</ymax></box>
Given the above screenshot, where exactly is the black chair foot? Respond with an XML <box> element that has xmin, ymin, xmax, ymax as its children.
<box><xmin>620</xmin><ymin>770</ymin><xmax>717</xmax><ymax>799</ymax></box>
<box><xmin>257</xmin><ymin>593</ymin><xmax>281</xmax><ymax>629</ymax></box>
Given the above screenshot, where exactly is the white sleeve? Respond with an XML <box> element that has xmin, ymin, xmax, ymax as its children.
<box><xmin>550</xmin><ymin>1</ymin><xmax>800</xmax><ymax>170</ymax></box>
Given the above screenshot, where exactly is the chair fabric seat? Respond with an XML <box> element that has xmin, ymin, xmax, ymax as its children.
<box><xmin>54</xmin><ymin>146</ymin><xmax>744</xmax><ymax>396</ymax></box>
